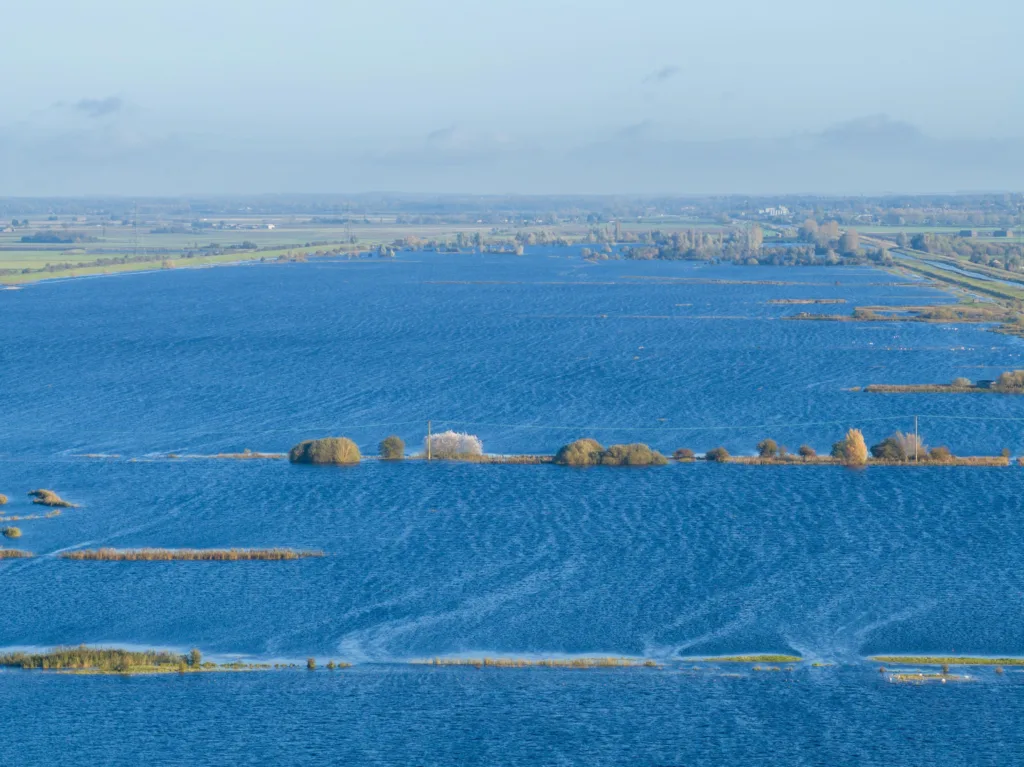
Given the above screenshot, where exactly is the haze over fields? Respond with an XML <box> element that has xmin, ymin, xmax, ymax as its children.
<box><xmin>3</xmin><ymin>0</ymin><xmax>1024</xmax><ymax>195</ymax></box>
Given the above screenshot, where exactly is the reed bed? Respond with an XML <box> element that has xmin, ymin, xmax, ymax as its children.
<box><xmin>60</xmin><ymin>548</ymin><xmax>325</xmax><ymax>561</ymax></box>
<box><xmin>28</xmin><ymin>489</ymin><xmax>76</xmax><ymax>508</ymax></box>
<box><xmin>429</xmin><ymin>454</ymin><xmax>553</xmax><ymax>464</ymax></box>
<box><xmin>727</xmin><ymin>456</ymin><xmax>1007</xmax><ymax>467</ymax></box>
<box><xmin>889</xmin><ymin>672</ymin><xmax>971</xmax><ymax>685</ymax></box>
<box><xmin>873</xmin><ymin>656</ymin><xmax>1024</xmax><ymax>666</ymax></box>
<box><xmin>0</xmin><ymin>646</ymin><xmax>185</xmax><ymax>671</ymax></box>
<box><xmin>0</xmin><ymin>548</ymin><xmax>34</xmax><ymax>559</ymax></box>
<box><xmin>413</xmin><ymin>656</ymin><xmax>658</xmax><ymax>669</ymax></box>
<box><xmin>864</xmin><ymin>384</ymin><xmax>996</xmax><ymax>393</ymax></box>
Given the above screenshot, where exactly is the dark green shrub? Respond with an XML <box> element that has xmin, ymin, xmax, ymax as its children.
<box><xmin>553</xmin><ymin>438</ymin><xmax>605</xmax><ymax>466</ymax></box>
<box><xmin>797</xmin><ymin>445</ymin><xmax>817</xmax><ymax>459</ymax></box>
<box><xmin>756</xmin><ymin>439</ymin><xmax>779</xmax><ymax>458</ymax></box>
<box><xmin>2</xmin><ymin>527</ymin><xmax>21</xmax><ymax>539</ymax></box>
<box><xmin>379</xmin><ymin>435</ymin><xmax>405</xmax><ymax>460</ymax></box>
<box><xmin>673</xmin><ymin>448</ymin><xmax>695</xmax><ymax>461</ymax></box>
<box><xmin>307</xmin><ymin>658</ymin><xmax>316</xmax><ymax>670</ymax></box>
<box><xmin>289</xmin><ymin>437</ymin><xmax>361</xmax><ymax>465</ymax></box>
<box><xmin>599</xmin><ymin>443</ymin><xmax>668</xmax><ymax>466</ymax></box>
<box><xmin>870</xmin><ymin>437</ymin><xmax>906</xmax><ymax>461</ymax></box>
<box><xmin>705</xmin><ymin>447</ymin><xmax>730</xmax><ymax>463</ymax></box>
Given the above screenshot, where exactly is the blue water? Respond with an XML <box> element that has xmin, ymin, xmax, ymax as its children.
<box><xmin>3</xmin><ymin>251</ymin><xmax>1024</xmax><ymax>765</ymax></box>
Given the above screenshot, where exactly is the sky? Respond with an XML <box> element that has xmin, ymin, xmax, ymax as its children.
<box><xmin>2</xmin><ymin>0</ymin><xmax>1024</xmax><ymax>195</ymax></box>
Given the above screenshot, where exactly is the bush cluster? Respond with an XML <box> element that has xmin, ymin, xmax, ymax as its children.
<box><xmin>426</xmin><ymin>431</ymin><xmax>484</xmax><ymax>459</ymax></box>
<box><xmin>553</xmin><ymin>439</ymin><xmax>667</xmax><ymax>466</ymax></box>
<box><xmin>379</xmin><ymin>435</ymin><xmax>405</xmax><ymax>460</ymax></box>
<box><xmin>289</xmin><ymin>437</ymin><xmax>361</xmax><ymax>465</ymax></box>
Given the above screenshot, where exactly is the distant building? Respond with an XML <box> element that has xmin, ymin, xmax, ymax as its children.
<box><xmin>758</xmin><ymin>206</ymin><xmax>791</xmax><ymax>218</ymax></box>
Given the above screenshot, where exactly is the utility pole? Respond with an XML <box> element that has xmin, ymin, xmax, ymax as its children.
<box><xmin>427</xmin><ymin>420</ymin><xmax>432</xmax><ymax>461</ymax></box>
<box><xmin>914</xmin><ymin>415</ymin><xmax>919</xmax><ymax>463</ymax></box>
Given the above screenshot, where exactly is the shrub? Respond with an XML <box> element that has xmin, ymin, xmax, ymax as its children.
<box><xmin>599</xmin><ymin>443</ymin><xmax>668</xmax><ymax>466</ymax></box>
<box><xmin>994</xmin><ymin>370</ymin><xmax>1024</xmax><ymax>391</ymax></box>
<box><xmin>929</xmin><ymin>446</ymin><xmax>953</xmax><ymax>462</ymax></box>
<box><xmin>190</xmin><ymin>648</ymin><xmax>202</xmax><ymax>667</ymax></box>
<box><xmin>289</xmin><ymin>437</ymin><xmax>361</xmax><ymax>465</ymax></box>
<box><xmin>831</xmin><ymin>429</ymin><xmax>868</xmax><ymax>466</ymax></box>
<box><xmin>2</xmin><ymin>527</ymin><xmax>22</xmax><ymax>539</ymax></box>
<box><xmin>554</xmin><ymin>438</ymin><xmax>605</xmax><ymax>466</ymax></box>
<box><xmin>379</xmin><ymin>435</ymin><xmax>405</xmax><ymax>460</ymax></box>
<box><xmin>870</xmin><ymin>437</ymin><xmax>906</xmax><ymax>461</ymax></box>
<box><xmin>756</xmin><ymin>439</ymin><xmax>779</xmax><ymax>458</ymax></box>
<box><xmin>1003</xmin><ymin>448</ymin><xmax>1012</xmax><ymax>459</ymax></box>
<box><xmin>892</xmin><ymin>431</ymin><xmax>927</xmax><ymax>460</ymax></box>
<box><xmin>797</xmin><ymin>445</ymin><xmax>817</xmax><ymax>459</ymax></box>
<box><xmin>705</xmin><ymin>447</ymin><xmax>730</xmax><ymax>463</ymax></box>
<box><xmin>426</xmin><ymin>430</ymin><xmax>483</xmax><ymax>459</ymax></box>
<box><xmin>307</xmin><ymin>658</ymin><xmax>316</xmax><ymax>670</ymax></box>
<box><xmin>0</xmin><ymin>494</ymin><xmax>7</xmax><ymax>506</ymax></box>
<box><xmin>951</xmin><ymin>377</ymin><xmax>972</xmax><ymax>388</ymax></box>
<box><xmin>673</xmin><ymin>448</ymin><xmax>696</xmax><ymax>461</ymax></box>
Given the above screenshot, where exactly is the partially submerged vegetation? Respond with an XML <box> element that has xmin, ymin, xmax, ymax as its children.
<box><xmin>60</xmin><ymin>548</ymin><xmax>324</xmax><ymax>561</ymax></box>
<box><xmin>865</xmin><ymin>370</ymin><xmax>1024</xmax><ymax>394</ymax></box>
<box><xmin>0</xmin><ymin>510</ymin><xmax>62</xmax><ymax>523</ymax></box>
<box><xmin>0</xmin><ymin>494</ymin><xmax>7</xmax><ymax>506</ymax></box>
<box><xmin>0</xmin><ymin>548</ymin><xmax>33</xmax><ymax>559</ymax></box>
<box><xmin>289</xmin><ymin>437</ymin><xmax>361</xmax><ymax>465</ymax></box>
<box><xmin>2</xmin><ymin>526</ymin><xmax>22</xmax><ymax>539</ymax></box>
<box><xmin>553</xmin><ymin>439</ymin><xmax>667</xmax><ymax>466</ymax></box>
<box><xmin>0</xmin><ymin>646</ymin><xmax>273</xmax><ymax>675</ymax></box>
<box><xmin>872</xmin><ymin>656</ymin><xmax>1024</xmax><ymax>667</ymax></box>
<box><xmin>425</xmin><ymin>430</ymin><xmax>484</xmax><ymax>460</ymax></box>
<box><xmin>28</xmin><ymin>489</ymin><xmax>76</xmax><ymax>507</ymax></box>
<box><xmin>413</xmin><ymin>656</ymin><xmax>658</xmax><ymax>669</ymax></box>
<box><xmin>698</xmin><ymin>654</ymin><xmax>803</xmax><ymax>663</ymax></box>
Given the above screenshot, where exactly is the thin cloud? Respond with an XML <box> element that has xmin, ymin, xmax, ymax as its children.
<box><xmin>73</xmin><ymin>96</ymin><xmax>123</xmax><ymax>118</ymax></box>
<box><xmin>643</xmin><ymin>65</ymin><xmax>679</xmax><ymax>84</ymax></box>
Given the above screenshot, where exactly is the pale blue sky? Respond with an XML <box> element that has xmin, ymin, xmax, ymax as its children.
<box><xmin>2</xmin><ymin>0</ymin><xmax>1023</xmax><ymax>194</ymax></box>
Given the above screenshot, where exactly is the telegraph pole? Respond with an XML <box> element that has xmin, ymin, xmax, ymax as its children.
<box><xmin>427</xmin><ymin>420</ymin><xmax>432</xmax><ymax>461</ymax></box>
<box><xmin>914</xmin><ymin>415</ymin><xmax>919</xmax><ymax>463</ymax></box>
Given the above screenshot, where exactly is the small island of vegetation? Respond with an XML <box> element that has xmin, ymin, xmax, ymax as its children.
<box><xmin>2</xmin><ymin>526</ymin><xmax>22</xmax><ymax>539</ymax></box>
<box><xmin>413</xmin><ymin>656</ymin><xmax>658</xmax><ymax>669</ymax></box>
<box><xmin>0</xmin><ymin>646</ymin><xmax>281</xmax><ymax>675</ymax></box>
<box><xmin>864</xmin><ymin>370</ymin><xmax>1024</xmax><ymax>394</ymax></box>
<box><xmin>0</xmin><ymin>494</ymin><xmax>7</xmax><ymax>506</ymax></box>
<box><xmin>0</xmin><ymin>548</ymin><xmax>33</xmax><ymax>559</ymax></box>
<box><xmin>28</xmin><ymin>489</ymin><xmax>76</xmax><ymax>507</ymax></box>
<box><xmin>289</xmin><ymin>437</ymin><xmax>361</xmax><ymax>465</ymax></box>
<box><xmin>553</xmin><ymin>439</ymin><xmax>667</xmax><ymax>466</ymax></box>
<box><xmin>379</xmin><ymin>435</ymin><xmax>405</xmax><ymax>460</ymax></box>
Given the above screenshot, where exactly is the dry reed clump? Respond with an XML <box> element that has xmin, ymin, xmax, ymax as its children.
<box><xmin>60</xmin><ymin>548</ymin><xmax>325</xmax><ymax>561</ymax></box>
<box><xmin>2</xmin><ymin>526</ymin><xmax>22</xmax><ymax>539</ymax></box>
<box><xmin>0</xmin><ymin>494</ymin><xmax>7</xmax><ymax>506</ymax></box>
<box><xmin>673</xmin><ymin>448</ymin><xmax>696</xmax><ymax>462</ymax></box>
<box><xmin>415</xmin><ymin>657</ymin><xmax>658</xmax><ymax>669</ymax></box>
<box><xmin>831</xmin><ymin>429</ymin><xmax>868</xmax><ymax>466</ymax></box>
<box><xmin>553</xmin><ymin>439</ymin><xmax>667</xmax><ymax>466</ymax></box>
<box><xmin>704</xmin><ymin>447</ymin><xmax>731</xmax><ymax>463</ymax></box>
<box><xmin>289</xmin><ymin>437</ymin><xmax>361</xmax><ymax>465</ymax></box>
<box><xmin>28</xmin><ymin>489</ymin><xmax>76</xmax><ymax>507</ymax></box>
<box><xmin>0</xmin><ymin>548</ymin><xmax>33</xmax><ymax>559</ymax></box>
<box><xmin>426</xmin><ymin>431</ymin><xmax>483</xmax><ymax>459</ymax></box>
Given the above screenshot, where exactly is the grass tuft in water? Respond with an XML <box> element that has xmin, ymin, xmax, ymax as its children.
<box><xmin>60</xmin><ymin>548</ymin><xmax>324</xmax><ymax>561</ymax></box>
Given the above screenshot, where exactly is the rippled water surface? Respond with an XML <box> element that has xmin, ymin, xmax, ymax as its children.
<box><xmin>3</xmin><ymin>252</ymin><xmax>1024</xmax><ymax>765</ymax></box>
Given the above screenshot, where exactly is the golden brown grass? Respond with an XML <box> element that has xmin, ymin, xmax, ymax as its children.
<box><xmin>0</xmin><ymin>494</ymin><xmax>7</xmax><ymax>506</ymax></box>
<box><xmin>28</xmin><ymin>489</ymin><xmax>76</xmax><ymax>508</ymax></box>
<box><xmin>873</xmin><ymin>656</ymin><xmax>1024</xmax><ymax>666</ymax></box>
<box><xmin>0</xmin><ymin>510</ymin><xmax>62</xmax><ymax>523</ymax></box>
<box><xmin>60</xmin><ymin>548</ymin><xmax>325</xmax><ymax>561</ymax></box>
<box><xmin>0</xmin><ymin>548</ymin><xmax>33</xmax><ymax>559</ymax></box>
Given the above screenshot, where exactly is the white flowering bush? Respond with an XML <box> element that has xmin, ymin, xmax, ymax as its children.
<box><xmin>426</xmin><ymin>430</ymin><xmax>483</xmax><ymax>459</ymax></box>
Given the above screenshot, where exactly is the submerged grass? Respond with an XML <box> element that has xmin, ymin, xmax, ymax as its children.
<box><xmin>0</xmin><ymin>510</ymin><xmax>62</xmax><ymax>523</ymax></box>
<box><xmin>699</xmin><ymin>654</ymin><xmax>803</xmax><ymax>663</ymax></box>
<box><xmin>0</xmin><ymin>549</ymin><xmax>34</xmax><ymax>559</ymax></box>
<box><xmin>872</xmin><ymin>656</ymin><xmax>1024</xmax><ymax>666</ymax></box>
<box><xmin>60</xmin><ymin>548</ymin><xmax>325</xmax><ymax>561</ymax></box>
<box><xmin>413</xmin><ymin>656</ymin><xmax>658</xmax><ymax>669</ymax></box>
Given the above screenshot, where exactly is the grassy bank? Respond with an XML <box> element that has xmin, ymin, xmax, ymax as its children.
<box><xmin>0</xmin><ymin>646</ymin><xmax>276</xmax><ymax>675</ymax></box>
<box><xmin>60</xmin><ymin>548</ymin><xmax>324</xmax><ymax>561</ymax></box>
<box><xmin>698</xmin><ymin>654</ymin><xmax>803</xmax><ymax>663</ymax></box>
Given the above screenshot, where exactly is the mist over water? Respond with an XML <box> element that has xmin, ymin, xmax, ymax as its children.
<box><xmin>4</xmin><ymin>250</ymin><xmax>1024</xmax><ymax>765</ymax></box>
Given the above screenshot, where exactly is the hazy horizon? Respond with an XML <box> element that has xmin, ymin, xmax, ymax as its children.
<box><xmin>4</xmin><ymin>0</ymin><xmax>1024</xmax><ymax>195</ymax></box>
